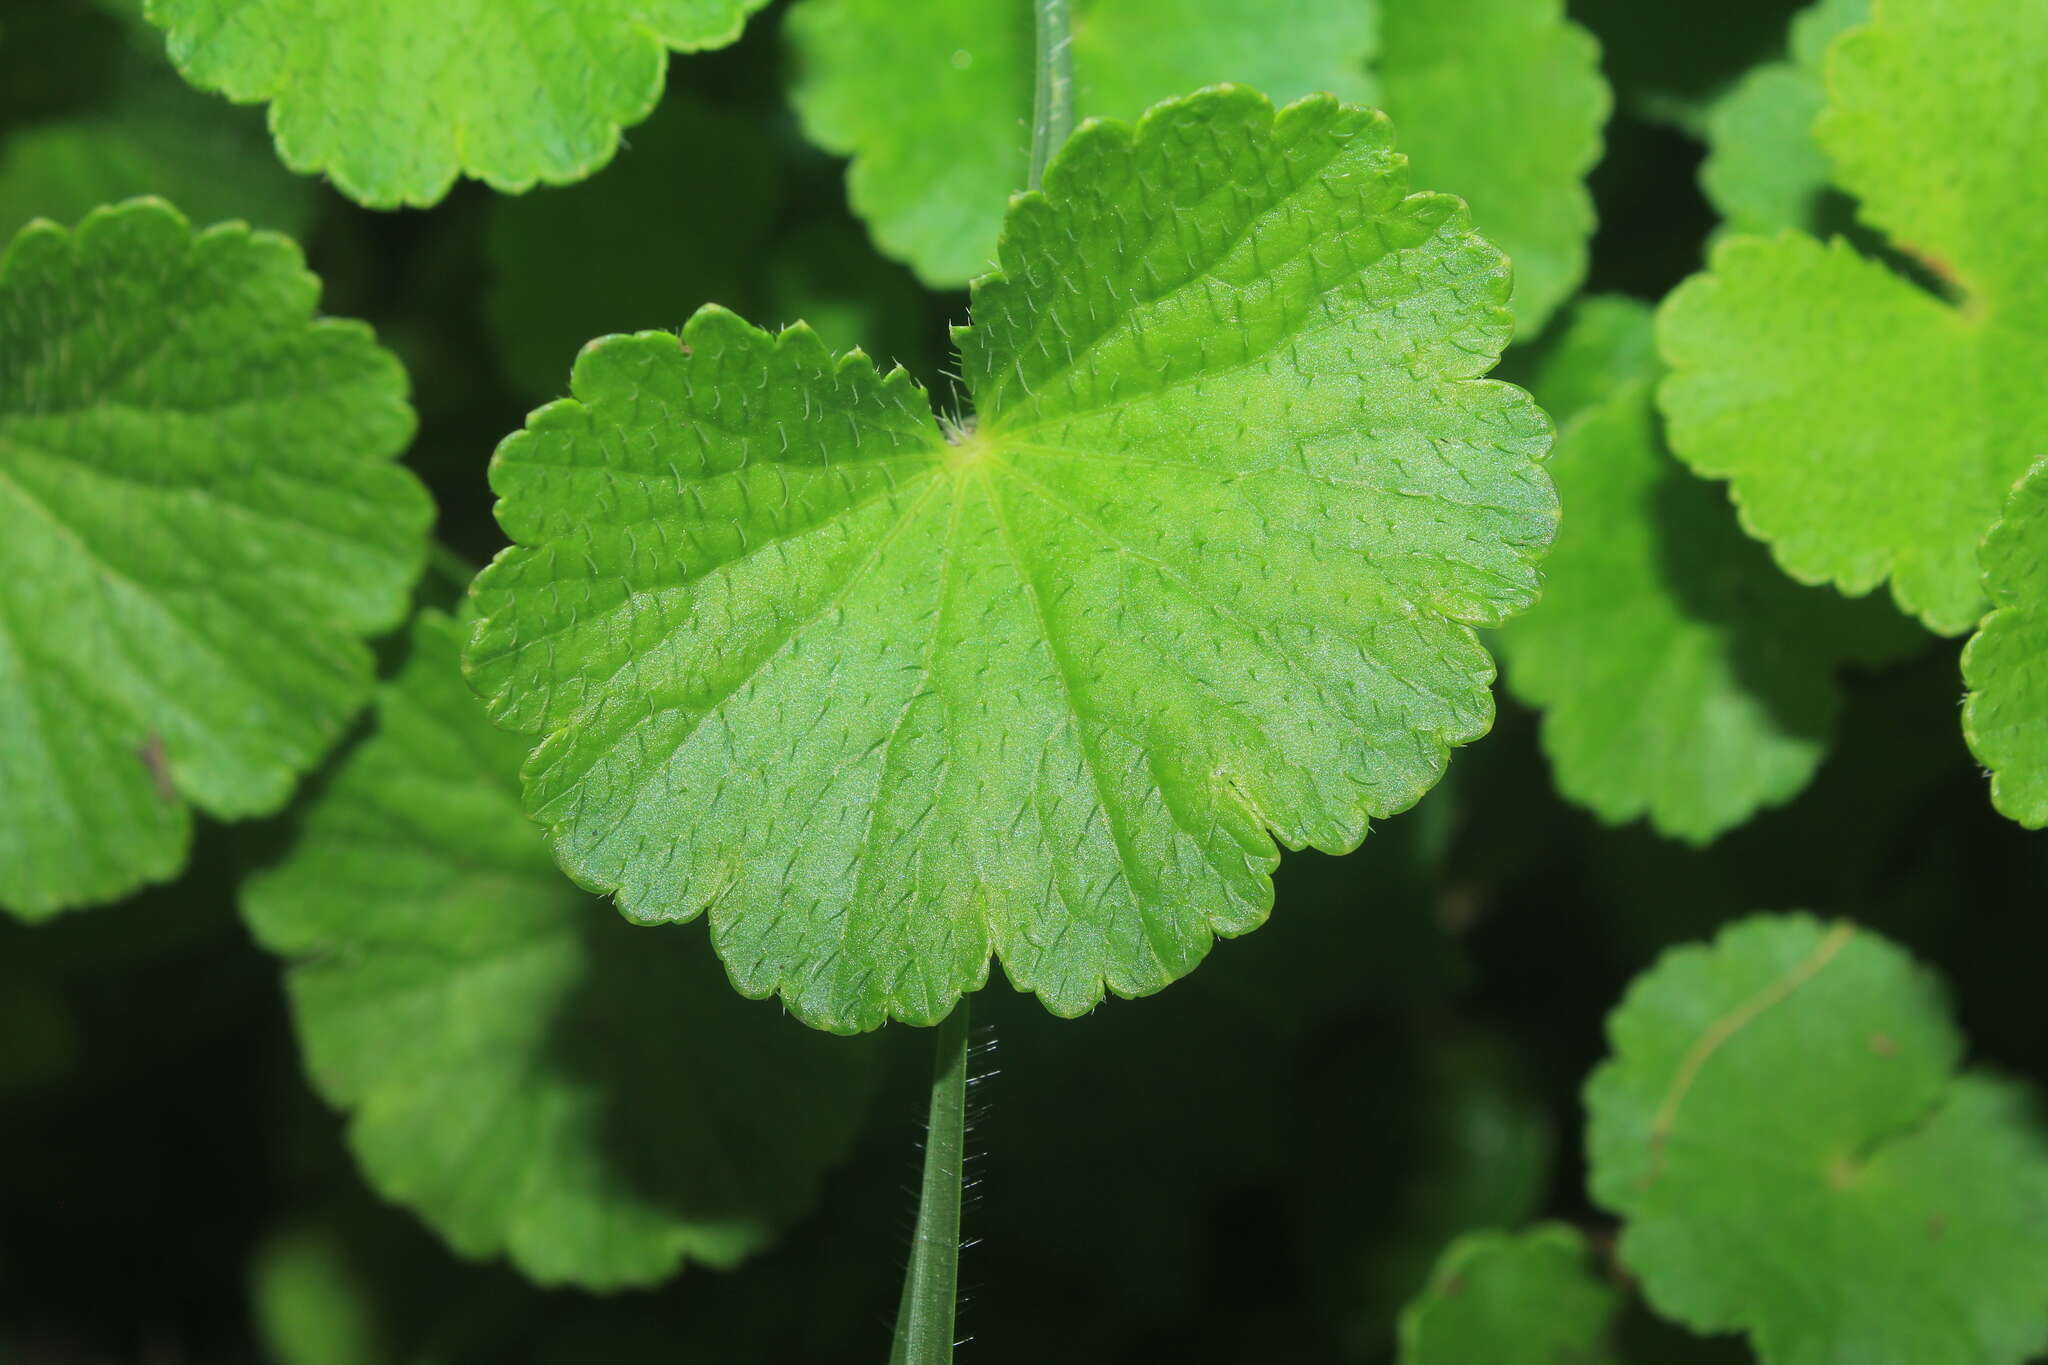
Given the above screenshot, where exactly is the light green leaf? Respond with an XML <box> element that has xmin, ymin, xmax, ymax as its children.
<box><xmin>1698</xmin><ymin>0</ymin><xmax>1866</xmax><ymax>237</ymax></box>
<box><xmin>1396</xmin><ymin>1224</ymin><xmax>1622</xmax><ymax>1365</ymax></box>
<box><xmin>1587</xmin><ymin>913</ymin><xmax>2048</xmax><ymax>1365</ymax></box>
<box><xmin>141</xmin><ymin>0</ymin><xmax>771</xmax><ymax>208</ymax></box>
<box><xmin>786</xmin><ymin>0</ymin><xmax>1029</xmax><ymax>289</ymax></box>
<box><xmin>1962</xmin><ymin>460</ymin><xmax>2048</xmax><ymax>828</ymax></box>
<box><xmin>786</xmin><ymin>0</ymin><xmax>1374</xmax><ymax>288</ymax></box>
<box><xmin>467</xmin><ymin>88</ymin><xmax>1556</xmax><ymax>1033</ymax></box>
<box><xmin>243</xmin><ymin>611</ymin><xmax>879</xmax><ymax>1289</ymax></box>
<box><xmin>0</xmin><ymin>199</ymin><xmax>426</xmax><ymax>921</ymax></box>
<box><xmin>1658</xmin><ymin>0</ymin><xmax>2048</xmax><ymax>634</ymax></box>
<box><xmin>787</xmin><ymin>0</ymin><xmax>1604</xmax><ymax>332</ymax></box>
<box><xmin>1515</xmin><ymin>291</ymin><xmax>1657</xmax><ymax>425</ymax></box>
<box><xmin>1374</xmin><ymin>0</ymin><xmax>1607</xmax><ymax>336</ymax></box>
<box><xmin>1499</xmin><ymin>297</ymin><xmax>1915</xmax><ymax>844</ymax></box>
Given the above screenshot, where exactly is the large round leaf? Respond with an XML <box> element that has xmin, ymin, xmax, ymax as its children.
<box><xmin>467</xmin><ymin>89</ymin><xmax>1555</xmax><ymax>1032</ymax></box>
<box><xmin>0</xmin><ymin>199</ymin><xmax>426</xmax><ymax>919</ymax></box>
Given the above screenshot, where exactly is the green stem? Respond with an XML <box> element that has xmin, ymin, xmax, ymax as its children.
<box><xmin>1028</xmin><ymin>0</ymin><xmax>1075</xmax><ymax>192</ymax></box>
<box><xmin>885</xmin><ymin>5</ymin><xmax>1060</xmax><ymax>1351</ymax></box>
<box><xmin>888</xmin><ymin>999</ymin><xmax>972</xmax><ymax>1365</ymax></box>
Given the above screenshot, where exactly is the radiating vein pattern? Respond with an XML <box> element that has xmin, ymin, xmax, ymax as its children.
<box><xmin>0</xmin><ymin>200</ymin><xmax>425</xmax><ymax>919</ymax></box>
<box><xmin>468</xmin><ymin>89</ymin><xmax>1554</xmax><ymax>1032</ymax></box>
<box><xmin>1588</xmin><ymin>914</ymin><xmax>2048</xmax><ymax>1365</ymax></box>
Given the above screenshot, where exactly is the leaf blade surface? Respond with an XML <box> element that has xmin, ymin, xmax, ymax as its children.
<box><xmin>0</xmin><ymin>199</ymin><xmax>426</xmax><ymax>918</ymax></box>
<box><xmin>469</xmin><ymin>89</ymin><xmax>1555</xmax><ymax>1031</ymax></box>
<box><xmin>245</xmin><ymin>611</ymin><xmax>878</xmax><ymax>1288</ymax></box>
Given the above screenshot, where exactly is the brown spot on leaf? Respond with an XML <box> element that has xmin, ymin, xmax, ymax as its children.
<box><xmin>1928</xmin><ymin>1213</ymin><xmax>1947</xmax><ymax>1242</ymax></box>
<box><xmin>1900</xmin><ymin>242</ymin><xmax>1960</xmax><ymax>291</ymax></box>
<box><xmin>1869</xmin><ymin>1033</ymin><xmax>1897</xmax><ymax>1057</ymax></box>
<box><xmin>137</xmin><ymin>733</ymin><xmax>176</xmax><ymax>803</ymax></box>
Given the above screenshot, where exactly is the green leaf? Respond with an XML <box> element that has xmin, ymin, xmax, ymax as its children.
<box><xmin>141</xmin><ymin>0</ymin><xmax>771</xmax><ymax>208</ymax></box>
<box><xmin>1587</xmin><ymin>913</ymin><xmax>2048</xmax><ymax>1365</ymax></box>
<box><xmin>1697</xmin><ymin>0</ymin><xmax>1866</xmax><ymax>237</ymax></box>
<box><xmin>0</xmin><ymin>81</ymin><xmax>316</xmax><ymax>242</ymax></box>
<box><xmin>787</xmin><ymin>0</ymin><xmax>1373</xmax><ymax>289</ymax></box>
<box><xmin>467</xmin><ymin>87</ymin><xmax>1556</xmax><ymax>1032</ymax></box>
<box><xmin>787</xmin><ymin>0</ymin><xmax>1605</xmax><ymax>331</ymax></box>
<box><xmin>1962</xmin><ymin>460</ymin><xmax>2048</xmax><ymax>828</ymax></box>
<box><xmin>1514</xmin><ymin>291</ymin><xmax>1657</xmax><ymax>425</ymax></box>
<box><xmin>0</xmin><ymin>199</ymin><xmax>426</xmax><ymax>921</ymax></box>
<box><xmin>248</xmin><ymin>1169</ymin><xmax>905</xmax><ymax>1365</ymax></box>
<box><xmin>1658</xmin><ymin>0</ymin><xmax>2048</xmax><ymax>634</ymax></box>
<box><xmin>242</xmin><ymin>611</ymin><xmax>879</xmax><ymax>1289</ymax></box>
<box><xmin>0</xmin><ymin>0</ymin><xmax>315</xmax><ymax>240</ymax></box>
<box><xmin>250</xmin><ymin>1215</ymin><xmax>402</xmax><ymax>1365</ymax></box>
<box><xmin>1396</xmin><ymin>1224</ymin><xmax>1622</xmax><ymax>1365</ymax></box>
<box><xmin>1373</xmin><ymin>0</ymin><xmax>1607</xmax><ymax>336</ymax></box>
<box><xmin>1498</xmin><ymin>297</ymin><xmax>1916</xmax><ymax>844</ymax></box>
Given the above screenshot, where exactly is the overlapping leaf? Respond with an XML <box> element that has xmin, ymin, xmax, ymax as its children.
<box><xmin>1659</xmin><ymin>0</ymin><xmax>2048</xmax><ymax>633</ymax></box>
<box><xmin>1588</xmin><ymin>914</ymin><xmax>2048</xmax><ymax>1365</ymax></box>
<box><xmin>1498</xmin><ymin>297</ymin><xmax>1914</xmax><ymax>844</ymax></box>
<box><xmin>243</xmin><ymin>612</ymin><xmax>879</xmax><ymax>1289</ymax></box>
<box><xmin>0</xmin><ymin>83</ymin><xmax>313</xmax><ymax>241</ymax></box>
<box><xmin>0</xmin><ymin>200</ymin><xmax>426</xmax><ymax>920</ymax></box>
<box><xmin>0</xmin><ymin>0</ymin><xmax>313</xmax><ymax>239</ymax></box>
<box><xmin>786</xmin><ymin>0</ymin><xmax>1604</xmax><ymax>332</ymax></box>
<box><xmin>1396</xmin><ymin>1225</ymin><xmax>1621</xmax><ymax>1365</ymax></box>
<box><xmin>1962</xmin><ymin>461</ymin><xmax>2048</xmax><ymax>827</ymax></box>
<box><xmin>142</xmin><ymin>0</ymin><xmax>771</xmax><ymax>207</ymax></box>
<box><xmin>1697</xmin><ymin>0</ymin><xmax>1865</xmax><ymax>237</ymax></box>
<box><xmin>785</xmin><ymin>0</ymin><xmax>1372</xmax><ymax>288</ymax></box>
<box><xmin>467</xmin><ymin>88</ymin><xmax>1556</xmax><ymax>1032</ymax></box>
<box><xmin>1372</xmin><ymin>0</ymin><xmax>1606</xmax><ymax>335</ymax></box>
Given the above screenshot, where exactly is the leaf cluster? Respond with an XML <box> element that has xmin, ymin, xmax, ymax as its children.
<box><xmin>4</xmin><ymin>1</ymin><xmax>2047</xmax><ymax>1362</ymax></box>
